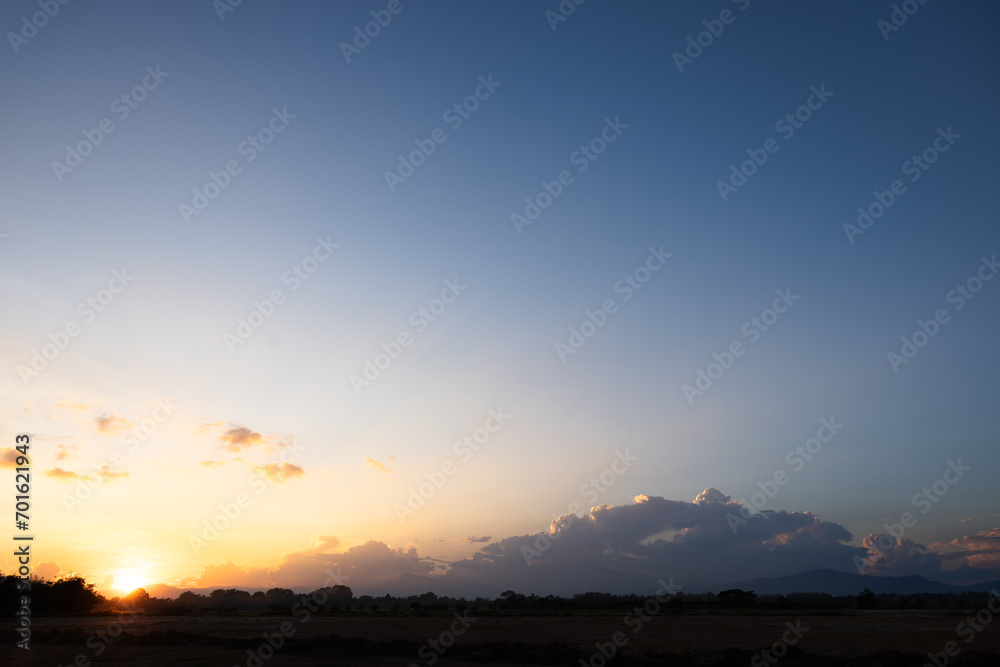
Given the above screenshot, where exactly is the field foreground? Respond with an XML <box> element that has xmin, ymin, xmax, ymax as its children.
<box><xmin>3</xmin><ymin>612</ymin><xmax>1000</xmax><ymax>666</ymax></box>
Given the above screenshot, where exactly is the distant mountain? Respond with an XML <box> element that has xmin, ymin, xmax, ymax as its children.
<box><xmin>144</xmin><ymin>583</ymin><xmax>184</xmax><ymax>599</ymax></box>
<box><xmin>716</xmin><ymin>569</ymin><xmax>965</xmax><ymax>596</ymax></box>
<box><xmin>963</xmin><ymin>580</ymin><xmax>1000</xmax><ymax>594</ymax></box>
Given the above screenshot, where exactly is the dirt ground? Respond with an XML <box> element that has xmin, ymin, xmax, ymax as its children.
<box><xmin>3</xmin><ymin>611</ymin><xmax>1000</xmax><ymax>666</ymax></box>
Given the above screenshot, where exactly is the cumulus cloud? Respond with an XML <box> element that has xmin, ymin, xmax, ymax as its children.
<box><xmin>219</xmin><ymin>426</ymin><xmax>265</xmax><ymax>452</ymax></box>
<box><xmin>250</xmin><ymin>462</ymin><xmax>304</xmax><ymax>483</ymax></box>
<box><xmin>34</xmin><ymin>562</ymin><xmax>60</xmax><ymax>580</ymax></box>
<box><xmin>95</xmin><ymin>413</ymin><xmax>133</xmax><ymax>434</ymax></box>
<box><xmin>0</xmin><ymin>448</ymin><xmax>21</xmax><ymax>468</ymax></box>
<box><xmin>197</xmin><ymin>539</ymin><xmax>437</xmax><ymax>590</ymax></box>
<box><xmin>188</xmin><ymin>491</ymin><xmax>999</xmax><ymax>597</ymax></box>
<box><xmin>363</xmin><ymin>458</ymin><xmax>394</xmax><ymax>474</ymax></box>
<box><xmin>45</xmin><ymin>465</ymin><xmax>128</xmax><ymax>482</ymax></box>
<box><xmin>930</xmin><ymin>528</ymin><xmax>1000</xmax><ymax>575</ymax></box>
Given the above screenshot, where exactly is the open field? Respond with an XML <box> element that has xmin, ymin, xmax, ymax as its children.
<box><xmin>4</xmin><ymin>612</ymin><xmax>1000</xmax><ymax>666</ymax></box>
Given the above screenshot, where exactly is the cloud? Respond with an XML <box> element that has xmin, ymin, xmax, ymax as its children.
<box><xmin>95</xmin><ymin>413</ymin><xmax>133</xmax><ymax>434</ymax></box>
<box><xmin>199</xmin><ymin>460</ymin><xmax>227</xmax><ymax>467</ymax></box>
<box><xmin>930</xmin><ymin>528</ymin><xmax>1000</xmax><ymax>575</ymax></box>
<box><xmin>45</xmin><ymin>465</ymin><xmax>128</xmax><ymax>482</ymax></box>
<box><xmin>219</xmin><ymin>426</ymin><xmax>265</xmax><ymax>452</ymax></box>
<box><xmin>56</xmin><ymin>444</ymin><xmax>75</xmax><ymax>460</ymax></box>
<box><xmin>34</xmin><ymin>562</ymin><xmax>60</xmax><ymax>580</ymax></box>
<box><xmin>197</xmin><ymin>420</ymin><xmax>225</xmax><ymax>434</ymax></box>
<box><xmin>363</xmin><ymin>458</ymin><xmax>394</xmax><ymax>474</ymax></box>
<box><xmin>198</xmin><ymin>539</ymin><xmax>437</xmax><ymax>590</ymax></box>
<box><xmin>186</xmin><ymin>491</ymin><xmax>1000</xmax><ymax>597</ymax></box>
<box><xmin>0</xmin><ymin>448</ymin><xmax>21</xmax><ymax>468</ymax></box>
<box><xmin>55</xmin><ymin>401</ymin><xmax>92</xmax><ymax>411</ymax></box>
<box><xmin>250</xmin><ymin>462</ymin><xmax>304</xmax><ymax>483</ymax></box>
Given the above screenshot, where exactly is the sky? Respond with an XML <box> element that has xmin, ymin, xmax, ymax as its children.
<box><xmin>1</xmin><ymin>0</ymin><xmax>998</xmax><ymax>598</ymax></box>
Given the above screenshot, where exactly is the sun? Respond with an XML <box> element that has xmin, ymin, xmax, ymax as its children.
<box><xmin>114</xmin><ymin>570</ymin><xmax>146</xmax><ymax>594</ymax></box>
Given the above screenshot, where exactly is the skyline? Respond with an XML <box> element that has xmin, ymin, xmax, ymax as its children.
<box><xmin>1</xmin><ymin>0</ymin><xmax>999</xmax><ymax>599</ymax></box>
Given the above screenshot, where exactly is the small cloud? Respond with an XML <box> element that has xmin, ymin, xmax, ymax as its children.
<box><xmin>461</xmin><ymin>536</ymin><xmax>492</xmax><ymax>544</ymax></box>
<box><xmin>197</xmin><ymin>420</ymin><xmax>225</xmax><ymax>434</ymax></box>
<box><xmin>363</xmin><ymin>458</ymin><xmax>394</xmax><ymax>474</ymax></box>
<box><xmin>219</xmin><ymin>426</ymin><xmax>265</xmax><ymax>452</ymax></box>
<box><xmin>56</xmin><ymin>401</ymin><xmax>92</xmax><ymax>411</ymax></box>
<box><xmin>34</xmin><ymin>562</ymin><xmax>60</xmax><ymax>580</ymax></box>
<box><xmin>316</xmin><ymin>535</ymin><xmax>340</xmax><ymax>552</ymax></box>
<box><xmin>389</xmin><ymin>456</ymin><xmax>397</xmax><ymax>464</ymax></box>
<box><xmin>199</xmin><ymin>460</ymin><xmax>227</xmax><ymax>467</ymax></box>
<box><xmin>961</xmin><ymin>518</ymin><xmax>974</xmax><ymax>523</ymax></box>
<box><xmin>45</xmin><ymin>465</ymin><xmax>128</xmax><ymax>482</ymax></box>
<box><xmin>251</xmin><ymin>462</ymin><xmax>304</xmax><ymax>483</ymax></box>
<box><xmin>0</xmin><ymin>448</ymin><xmax>22</xmax><ymax>468</ymax></box>
<box><xmin>95</xmin><ymin>413</ymin><xmax>133</xmax><ymax>434</ymax></box>
<box><xmin>56</xmin><ymin>444</ymin><xmax>76</xmax><ymax>461</ymax></box>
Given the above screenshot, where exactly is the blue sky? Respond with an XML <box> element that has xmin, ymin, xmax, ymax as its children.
<box><xmin>1</xmin><ymin>0</ymin><xmax>998</xmax><ymax>595</ymax></box>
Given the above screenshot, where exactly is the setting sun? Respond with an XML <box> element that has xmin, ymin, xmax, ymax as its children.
<box><xmin>114</xmin><ymin>571</ymin><xmax>146</xmax><ymax>595</ymax></box>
